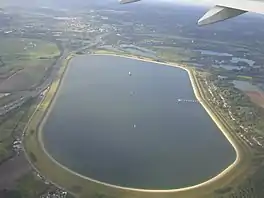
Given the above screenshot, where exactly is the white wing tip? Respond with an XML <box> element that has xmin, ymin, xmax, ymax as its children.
<box><xmin>119</xmin><ymin>0</ymin><xmax>141</xmax><ymax>4</ymax></box>
<box><xmin>198</xmin><ymin>5</ymin><xmax>247</xmax><ymax>26</ymax></box>
<box><xmin>118</xmin><ymin>1</ymin><xmax>247</xmax><ymax>26</ymax></box>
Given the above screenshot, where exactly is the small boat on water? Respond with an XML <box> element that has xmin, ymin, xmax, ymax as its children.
<box><xmin>129</xmin><ymin>72</ymin><xmax>132</xmax><ymax>76</ymax></box>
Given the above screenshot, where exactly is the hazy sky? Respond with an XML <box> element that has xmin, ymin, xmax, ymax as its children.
<box><xmin>0</xmin><ymin>0</ymin><xmax>215</xmax><ymax>7</ymax></box>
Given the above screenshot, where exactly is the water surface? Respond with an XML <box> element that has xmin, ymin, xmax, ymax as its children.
<box><xmin>195</xmin><ymin>49</ymin><xmax>233</xmax><ymax>57</ymax></box>
<box><xmin>43</xmin><ymin>55</ymin><xmax>235</xmax><ymax>189</ymax></box>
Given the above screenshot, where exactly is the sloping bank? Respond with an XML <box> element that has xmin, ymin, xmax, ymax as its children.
<box><xmin>23</xmin><ymin>53</ymin><xmax>251</xmax><ymax>198</ymax></box>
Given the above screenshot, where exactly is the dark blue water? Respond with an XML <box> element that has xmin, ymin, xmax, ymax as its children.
<box><xmin>43</xmin><ymin>55</ymin><xmax>235</xmax><ymax>189</ymax></box>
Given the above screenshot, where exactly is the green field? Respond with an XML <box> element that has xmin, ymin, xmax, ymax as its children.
<box><xmin>0</xmin><ymin>99</ymin><xmax>36</xmax><ymax>162</ymax></box>
<box><xmin>150</xmin><ymin>46</ymin><xmax>197</xmax><ymax>62</ymax></box>
<box><xmin>237</xmin><ymin>75</ymin><xmax>253</xmax><ymax>80</ymax></box>
<box><xmin>0</xmin><ymin>38</ymin><xmax>59</xmax><ymax>58</ymax></box>
<box><xmin>0</xmin><ymin>38</ymin><xmax>60</xmax><ymax>92</ymax></box>
<box><xmin>17</xmin><ymin>172</ymin><xmax>49</xmax><ymax>198</ymax></box>
<box><xmin>0</xmin><ymin>109</ymin><xmax>25</xmax><ymax>160</ymax></box>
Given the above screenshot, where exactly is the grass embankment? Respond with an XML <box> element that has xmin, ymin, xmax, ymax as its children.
<box><xmin>24</xmin><ymin>53</ymin><xmax>252</xmax><ymax>198</ymax></box>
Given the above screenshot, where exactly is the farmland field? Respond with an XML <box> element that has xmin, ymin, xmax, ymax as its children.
<box><xmin>0</xmin><ymin>38</ymin><xmax>60</xmax><ymax>92</ymax></box>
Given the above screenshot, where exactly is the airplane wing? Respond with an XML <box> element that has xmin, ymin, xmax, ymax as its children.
<box><xmin>119</xmin><ymin>0</ymin><xmax>264</xmax><ymax>25</ymax></box>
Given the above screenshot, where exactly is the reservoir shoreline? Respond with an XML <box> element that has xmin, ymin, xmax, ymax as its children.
<box><xmin>24</xmin><ymin>53</ymin><xmax>245</xmax><ymax>195</ymax></box>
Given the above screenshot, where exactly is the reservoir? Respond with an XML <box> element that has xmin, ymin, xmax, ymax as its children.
<box><xmin>42</xmin><ymin>55</ymin><xmax>236</xmax><ymax>190</ymax></box>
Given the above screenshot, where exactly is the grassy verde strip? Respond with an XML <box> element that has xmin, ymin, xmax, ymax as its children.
<box><xmin>23</xmin><ymin>52</ymin><xmax>252</xmax><ymax>198</ymax></box>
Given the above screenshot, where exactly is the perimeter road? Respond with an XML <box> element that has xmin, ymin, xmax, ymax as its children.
<box><xmin>23</xmin><ymin>53</ymin><xmax>251</xmax><ymax>198</ymax></box>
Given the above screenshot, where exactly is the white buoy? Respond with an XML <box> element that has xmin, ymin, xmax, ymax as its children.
<box><xmin>133</xmin><ymin>124</ymin><xmax>136</xmax><ymax>128</ymax></box>
<box><xmin>129</xmin><ymin>72</ymin><xmax>132</xmax><ymax>76</ymax></box>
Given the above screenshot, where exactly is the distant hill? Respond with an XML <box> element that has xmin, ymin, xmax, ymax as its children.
<box><xmin>0</xmin><ymin>0</ymin><xmax>118</xmax><ymax>8</ymax></box>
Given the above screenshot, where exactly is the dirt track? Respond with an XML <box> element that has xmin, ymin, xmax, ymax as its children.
<box><xmin>246</xmin><ymin>91</ymin><xmax>264</xmax><ymax>108</ymax></box>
